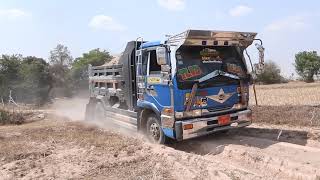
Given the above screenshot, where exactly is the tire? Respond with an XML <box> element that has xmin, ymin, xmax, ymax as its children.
<box><xmin>93</xmin><ymin>102</ymin><xmax>106</xmax><ymax>121</ymax></box>
<box><xmin>146</xmin><ymin>114</ymin><xmax>168</xmax><ymax>144</ymax></box>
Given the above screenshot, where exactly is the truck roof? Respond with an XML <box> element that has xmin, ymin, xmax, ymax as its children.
<box><xmin>167</xmin><ymin>29</ymin><xmax>257</xmax><ymax>47</ymax></box>
<box><xmin>139</xmin><ymin>30</ymin><xmax>257</xmax><ymax>49</ymax></box>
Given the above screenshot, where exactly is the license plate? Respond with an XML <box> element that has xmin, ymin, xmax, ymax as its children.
<box><xmin>218</xmin><ymin>115</ymin><xmax>231</xmax><ymax>125</ymax></box>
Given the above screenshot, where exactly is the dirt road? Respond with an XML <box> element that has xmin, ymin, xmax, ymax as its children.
<box><xmin>1</xmin><ymin>112</ymin><xmax>320</xmax><ymax>180</ymax></box>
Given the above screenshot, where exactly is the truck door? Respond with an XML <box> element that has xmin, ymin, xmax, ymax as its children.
<box><xmin>136</xmin><ymin>47</ymin><xmax>174</xmax><ymax>139</ymax></box>
<box><xmin>136</xmin><ymin>48</ymin><xmax>171</xmax><ymax>110</ymax></box>
<box><xmin>144</xmin><ymin>49</ymin><xmax>171</xmax><ymax>109</ymax></box>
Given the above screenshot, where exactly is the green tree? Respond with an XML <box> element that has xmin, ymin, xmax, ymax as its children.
<box><xmin>18</xmin><ymin>56</ymin><xmax>52</xmax><ymax>104</ymax></box>
<box><xmin>72</xmin><ymin>48</ymin><xmax>113</xmax><ymax>89</ymax></box>
<box><xmin>0</xmin><ymin>54</ymin><xmax>23</xmax><ymax>99</ymax></box>
<box><xmin>49</xmin><ymin>44</ymin><xmax>73</xmax><ymax>66</ymax></box>
<box><xmin>294</xmin><ymin>51</ymin><xmax>320</xmax><ymax>83</ymax></box>
<box><xmin>49</xmin><ymin>44</ymin><xmax>74</xmax><ymax>96</ymax></box>
<box><xmin>0</xmin><ymin>55</ymin><xmax>52</xmax><ymax>104</ymax></box>
<box><xmin>256</xmin><ymin>61</ymin><xmax>286</xmax><ymax>84</ymax></box>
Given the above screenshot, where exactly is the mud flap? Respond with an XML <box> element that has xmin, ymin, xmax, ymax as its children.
<box><xmin>162</xmin><ymin>127</ymin><xmax>175</xmax><ymax>139</ymax></box>
<box><xmin>175</xmin><ymin>122</ymin><xmax>183</xmax><ymax>141</ymax></box>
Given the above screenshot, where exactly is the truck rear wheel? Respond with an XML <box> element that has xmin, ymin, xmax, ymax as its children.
<box><xmin>85</xmin><ymin>100</ymin><xmax>96</xmax><ymax>121</ymax></box>
<box><xmin>93</xmin><ymin>102</ymin><xmax>105</xmax><ymax>121</ymax></box>
<box><xmin>146</xmin><ymin>114</ymin><xmax>168</xmax><ymax>144</ymax></box>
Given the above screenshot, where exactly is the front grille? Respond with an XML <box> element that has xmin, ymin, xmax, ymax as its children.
<box><xmin>207</xmin><ymin>106</ymin><xmax>232</xmax><ymax>112</ymax></box>
<box><xmin>207</xmin><ymin>120</ymin><xmax>218</xmax><ymax>125</ymax></box>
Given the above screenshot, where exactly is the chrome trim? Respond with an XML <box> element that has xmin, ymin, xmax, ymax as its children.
<box><xmin>177</xmin><ymin>109</ymin><xmax>251</xmax><ymax>140</ymax></box>
<box><xmin>175</xmin><ymin>107</ymin><xmax>247</xmax><ymax>120</ymax></box>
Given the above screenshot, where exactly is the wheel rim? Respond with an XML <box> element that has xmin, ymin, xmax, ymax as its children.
<box><xmin>149</xmin><ymin>122</ymin><xmax>160</xmax><ymax>141</ymax></box>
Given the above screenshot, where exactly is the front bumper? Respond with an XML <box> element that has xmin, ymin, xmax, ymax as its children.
<box><xmin>175</xmin><ymin>109</ymin><xmax>252</xmax><ymax>140</ymax></box>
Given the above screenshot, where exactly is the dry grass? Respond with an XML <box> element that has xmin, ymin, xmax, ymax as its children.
<box><xmin>252</xmin><ymin>105</ymin><xmax>320</xmax><ymax>127</ymax></box>
<box><xmin>0</xmin><ymin>109</ymin><xmax>25</xmax><ymax>125</ymax></box>
<box><xmin>249</xmin><ymin>81</ymin><xmax>320</xmax><ymax>106</ymax></box>
<box><xmin>249</xmin><ymin>81</ymin><xmax>320</xmax><ymax>127</ymax></box>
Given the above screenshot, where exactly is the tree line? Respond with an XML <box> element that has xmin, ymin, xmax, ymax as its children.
<box><xmin>1</xmin><ymin>44</ymin><xmax>319</xmax><ymax>104</ymax></box>
<box><xmin>256</xmin><ymin>51</ymin><xmax>320</xmax><ymax>84</ymax></box>
<box><xmin>0</xmin><ymin>44</ymin><xmax>113</xmax><ymax>105</ymax></box>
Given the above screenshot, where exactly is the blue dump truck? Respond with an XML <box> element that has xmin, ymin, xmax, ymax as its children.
<box><xmin>85</xmin><ymin>29</ymin><xmax>265</xmax><ymax>144</ymax></box>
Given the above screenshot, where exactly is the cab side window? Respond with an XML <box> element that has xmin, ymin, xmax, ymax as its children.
<box><xmin>141</xmin><ymin>51</ymin><xmax>149</xmax><ymax>75</ymax></box>
<box><xmin>149</xmin><ymin>50</ymin><xmax>161</xmax><ymax>74</ymax></box>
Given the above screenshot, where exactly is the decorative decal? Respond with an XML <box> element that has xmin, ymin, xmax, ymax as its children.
<box><xmin>184</xmin><ymin>94</ymin><xmax>208</xmax><ymax>107</ymax></box>
<box><xmin>201</xmin><ymin>98</ymin><xmax>208</xmax><ymax>107</ymax></box>
<box><xmin>178</xmin><ymin>65</ymin><xmax>202</xmax><ymax>81</ymax></box>
<box><xmin>227</xmin><ymin>63</ymin><xmax>245</xmax><ymax>77</ymax></box>
<box><xmin>200</xmin><ymin>48</ymin><xmax>222</xmax><ymax>63</ymax></box>
<box><xmin>207</xmin><ymin>89</ymin><xmax>235</xmax><ymax>104</ymax></box>
<box><xmin>147</xmin><ymin>77</ymin><xmax>161</xmax><ymax>84</ymax></box>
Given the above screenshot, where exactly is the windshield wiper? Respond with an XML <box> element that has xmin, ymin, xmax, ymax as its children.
<box><xmin>181</xmin><ymin>70</ymin><xmax>240</xmax><ymax>84</ymax></box>
<box><xmin>198</xmin><ymin>70</ymin><xmax>239</xmax><ymax>83</ymax></box>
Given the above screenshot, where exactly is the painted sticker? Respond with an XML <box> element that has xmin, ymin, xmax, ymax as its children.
<box><xmin>184</xmin><ymin>93</ymin><xmax>208</xmax><ymax>107</ymax></box>
<box><xmin>147</xmin><ymin>77</ymin><xmax>161</xmax><ymax>84</ymax></box>
<box><xmin>178</xmin><ymin>65</ymin><xmax>202</xmax><ymax>81</ymax></box>
<box><xmin>227</xmin><ymin>63</ymin><xmax>245</xmax><ymax>77</ymax></box>
<box><xmin>201</xmin><ymin>98</ymin><xmax>208</xmax><ymax>107</ymax></box>
<box><xmin>200</xmin><ymin>48</ymin><xmax>222</xmax><ymax>63</ymax></box>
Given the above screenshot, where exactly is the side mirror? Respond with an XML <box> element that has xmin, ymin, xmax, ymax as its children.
<box><xmin>255</xmin><ymin>43</ymin><xmax>265</xmax><ymax>74</ymax></box>
<box><xmin>254</xmin><ymin>63</ymin><xmax>263</xmax><ymax>74</ymax></box>
<box><xmin>156</xmin><ymin>47</ymin><xmax>169</xmax><ymax>65</ymax></box>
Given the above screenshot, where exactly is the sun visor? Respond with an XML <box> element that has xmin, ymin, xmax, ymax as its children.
<box><xmin>182</xmin><ymin>30</ymin><xmax>257</xmax><ymax>48</ymax></box>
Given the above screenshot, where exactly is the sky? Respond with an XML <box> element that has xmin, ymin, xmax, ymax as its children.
<box><xmin>1</xmin><ymin>0</ymin><xmax>320</xmax><ymax>76</ymax></box>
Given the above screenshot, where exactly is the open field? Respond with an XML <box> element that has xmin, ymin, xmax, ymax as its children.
<box><xmin>1</xmin><ymin>81</ymin><xmax>320</xmax><ymax>179</ymax></box>
<box><xmin>249</xmin><ymin>81</ymin><xmax>320</xmax><ymax>106</ymax></box>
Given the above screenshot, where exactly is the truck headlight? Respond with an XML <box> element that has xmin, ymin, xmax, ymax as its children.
<box><xmin>175</xmin><ymin>109</ymin><xmax>202</xmax><ymax>119</ymax></box>
<box><xmin>192</xmin><ymin>109</ymin><xmax>202</xmax><ymax>117</ymax></box>
<box><xmin>232</xmin><ymin>103</ymin><xmax>243</xmax><ymax>109</ymax></box>
<box><xmin>175</xmin><ymin>112</ymin><xmax>184</xmax><ymax>118</ymax></box>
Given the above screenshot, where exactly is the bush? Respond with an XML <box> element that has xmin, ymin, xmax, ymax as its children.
<box><xmin>256</xmin><ymin>61</ymin><xmax>287</xmax><ymax>84</ymax></box>
<box><xmin>0</xmin><ymin>109</ymin><xmax>25</xmax><ymax>125</ymax></box>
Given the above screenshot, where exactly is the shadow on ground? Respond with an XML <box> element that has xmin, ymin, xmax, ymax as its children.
<box><xmin>170</xmin><ymin>126</ymin><xmax>311</xmax><ymax>155</ymax></box>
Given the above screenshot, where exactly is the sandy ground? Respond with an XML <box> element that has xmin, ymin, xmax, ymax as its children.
<box><xmin>0</xmin><ymin>112</ymin><xmax>320</xmax><ymax>180</ymax></box>
<box><xmin>1</xmin><ymin>82</ymin><xmax>320</xmax><ymax>180</ymax></box>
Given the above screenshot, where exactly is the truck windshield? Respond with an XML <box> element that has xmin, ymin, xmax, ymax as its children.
<box><xmin>175</xmin><ymin>45</ymin><xmax>248</xmax><ymax>89</ymax></box>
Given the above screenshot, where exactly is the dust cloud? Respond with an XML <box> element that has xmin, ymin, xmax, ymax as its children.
<box><xmin>49</xmin><ymin>97</ymin><xmax>140</xmax><ymax>138</ymax></box>
<box><xmin>49</xmin><ymin>97</ymin><xmax>87</xmax><ymax>121</ymax></box>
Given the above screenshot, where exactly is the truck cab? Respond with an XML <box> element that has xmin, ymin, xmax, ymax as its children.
<box><xmin>86</xmin><ymin>29</ymin><xmax>264</xmax><ymax>144</ymax></box>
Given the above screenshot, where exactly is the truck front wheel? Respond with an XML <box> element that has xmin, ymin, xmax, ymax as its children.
<box><xmin>146</xmin><ymin>114</ymin><xmax>167</xmax><ymax>144</ymax></box>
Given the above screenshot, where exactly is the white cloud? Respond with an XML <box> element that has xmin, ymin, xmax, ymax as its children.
<box><xmin>89</xmin><ymin>15</ymin><xmax>126</xmax><ymax>31</ymax></box>
<box><xmin>265</xmin><ymin>15</ymin><xmax>309</xmax><ymax>32</ymax></box>
<box><xmin>157</xmin><ymin>0</ymin><xmax>186</xmax><ymax>11</ymax></box>
<box><xmin>0</xmin><ymin>8</ymin><xmax>30</xmax><ymax>20</ymax></box>
<box><xmin>229</xmin><ymin>5</ymin><xmax>253</xmax><ymax>17</ymax></box>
